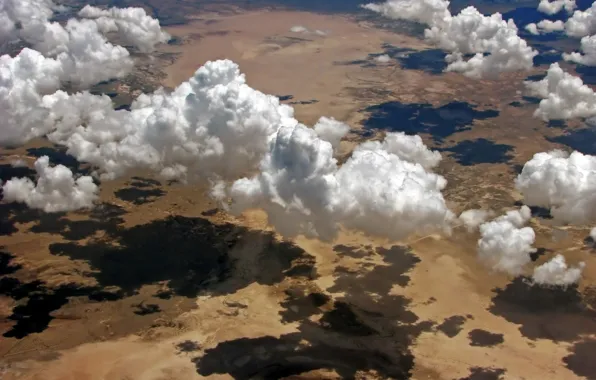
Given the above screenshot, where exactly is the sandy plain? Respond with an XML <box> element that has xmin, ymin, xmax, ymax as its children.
<box><xmin>1</xmin><ymin>7</ymin><xmax>595</xmax><ymax>380</ymax></box>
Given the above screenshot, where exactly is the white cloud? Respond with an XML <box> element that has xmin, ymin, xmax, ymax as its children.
<box><xmin>459</xmin><ymin>208</ymin><xmax>494</xmax><ymax>232</ymax></box>
<box><xmin>524</xmin><ymin>63</ymin><xmax>596</xmax><ymax>120</ymax></box>
<box><xmin>362</xmin><ymin>0</ymin><xmax>536</xmax><ymax>78</ymax></box>
<box><xmin>477</xmin><ymin>206</ymin><xmax>536</xmax><ymax>275</ymax></box>
<box><xmin>374</xmin><ymin>54</ymin><xmax>391</xmax><ymax>63</ymax></box>
<box><xmin>78</xmin><ymin>5</ymin><xmax>170</xmax><ymax>53</ymax></box>
<box><xmin>525</xmin><ymin>20</ymin><xmax>565</xmax><ymax>35</ymax></box>
<box><xmin>10</xmin><ymin>158</ymin><xmax>27</xmax><ymax>168</ymax></box>
<box><xmin>564</xmin><ymin>34</ymin><xmax>596</xmax><ymax>66</ymax></box>
<box><xmin>227</xmin><ymin>126</ymin><xmax>453</xmax><ymax>241</ymax></box>
<box><xmin>565</xmin><ymin>2</ymin><xmax>596</xmax><ymax>37</ymax></box>
<box><xmin>290</xmin><ymin>25</ymin><xmax>308</xmax><ymax>33</ymax></box>
<box><xmin>532</xmin><ymin>254</ymin><xmax>585</xmax><ymax>286</ymax></box>
<box><xmin>313</xmin><ymin>116</ymin><xmax>349</xmax><ymax>150</ymax></box>
<box><xmin>289</xmin><ymin>25</ymin><xmax>327</xmax><ymax>36</ymax></box>
<box><xmin>2</xmin><ymin>156</ymin><xmax>98</xmax><ymax>212</ymax></box>
<box><xmin>0</xmin><ymin>0</ymin><xmax>56</xmax><ymax>44</ymax></box>
<box><xmin>356</xmin><ymin>132</ymin><xmax>442</xmax><ymax>170</ymax></box>
<box><xmin>516</xmin><ymin>150</ymin><xmax>596</xmax><ymax>224</ymax></box>
<box><xmin>538</xmin><ymin>0</ymin><xmax>576</xmax><ymax>15</ymax></box>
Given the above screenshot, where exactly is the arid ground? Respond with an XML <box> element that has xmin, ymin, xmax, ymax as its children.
<box><xmin>1</xmin><ymin>5</ymin><xmax>596</xmax><ymax>380</ymax></box>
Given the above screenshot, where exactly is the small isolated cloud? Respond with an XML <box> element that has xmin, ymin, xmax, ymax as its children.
<box><xmin>362</xmin><ymin>0</ymin><xmax>537</xmax><ymax>78</ymax></box>
<box><xmin>9</xmin><ymin>159</ymin><xmax>28</xmax><ymax>168</ymax></box>
<box><xmin>524</xmin><ymin>63</ymin><xmax>596</xmax><ymax>120</ymax></box>
<box><xmin>532</xmin><ymin>254</ymin><xmax>585</xmax><ymax>286</ymax></box>
<box><xmin>516</xmin><ymin>150</ymin><xmax>596</xmax><ymax>224</ymax></box>
<box><xmin>289</xmin><ymin>25</ymin><xmax>327</xmax><ymax>36</ymax></box>
<box><xmin>290</xmin><ymin>25</ymin><xmax>309</xmax><ymax>33</ymax></box>
<box><xmin>477</xmin><ymin>206</ymin><xmax>536</xmax><ymax>276</ymax></box>
<box><xmin>2</xmin><ymin>156</ymin><xmax>98</xmax><ymax>212</ymax></box>
<box><xmin>459</xmin><ymin>209</ymin><xmax>494</xmax><ymax>232</ymax></box>
<box><xmin>374</xmin><ymin>54</ymin><xmax>391</xmax><ymax>63</ymax></box>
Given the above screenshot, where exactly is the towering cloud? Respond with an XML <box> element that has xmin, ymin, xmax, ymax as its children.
<box><xmin>1</xmin><ymin>156</ymin><xmax>98</xmax><ymax>212</ymax></box>
<box><xmin>227</xmin><ymin>127</ymin><xmax>453</xmax><ymax>241</ymax></box>
<box><xmin>0</xmin><ymin>1</ymin><xmax>457</xmax><ymax>245</ymax></box>
<box><xmin>477</xmin><ymin>206</ymin><xmax>536</xmax><ymax>275</ymax></box>
<box><xmin>362</xmin><ymin>0</ymin><xmax>536</xmax><ymax>78</ymax></box>
<box><xmin>524</xmin><ymin>63</ymin><xmax>596</xmax><ymax>120</ymax></box>
<box><xmin>532</xmin><ymin>254</ymin><xmax>585</xmax><ymax>286</ymax></box>
<box><xmin>516</xmin><ymin>150</ymin><xmax>596</xmax><ymax>224</ymax></box>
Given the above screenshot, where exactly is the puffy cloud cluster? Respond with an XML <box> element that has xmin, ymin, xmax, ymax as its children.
<box><xmin>524</xmin><ymin>63</ymin><xmax>596</xmax><ymax>120</ymax></box>
<box><xmin>226</xmin><ymin>127</ymin><xmax>453</xmax><ymax>241</ymax></box>
<box><xmin>363</xmin><ymin>0</ymin><xmax>537</xmax><ymax>78</ymax></box>
<box><xmin>532</xmin><ymin>254</ymin><xmax>585</xmax><ymax>286</ymax></box>
<box><xmin>477</xmin><ymin>206</ymin><xmax>536</xmax><ymax>276</ymax></box>
<box><xmin>0</xmin><ymin>1</ymin><xmax>171</xmax><ymax>147</ymax></box>
<box><xmin>515</xmin><ymin>150</ymin><xmax>596</xmax><ymax>224</ymax></box>
<box><xmin>78</xmin><ymin>5</ymin><xmax>170</xmax><ymax>53</ymax></box>
<box><xmin>459</xmin><ymin>208</ymin><xmax>494</xmax><ymax>232</ymax></box>
<box><xmin>528</xmin><ymin>2</ymin><xmax>596</xmax><ymax>38</ymax></box>
<box><xmin>538</xmin><ymin>0</ymin><xmax>576</xmax><ymax>15</ymax></box>
<box><xmin>525</xmin><ymin>20</ymin><xmax>565</xmax><ymax>35</ymax></box>
<box><xmin>0</xmin><ymin>0</ymin><xmax>56</xmax><ymax>45</ymax></box>
<box><xmin>1</xmin><ymin>156</ymin><xmax>98</xmax><ymax>212</ymax></box>
<box><xmin>564</xmin><ymin>35</ymin><xmax>596</xmax><ymax>65</ymax></box>
<box><xmin>42</xmin><ymin>60</ymin><xmax>295</xmax><ymax>182</ymax></box>
<box><xmin>0</xmin><ymin>2</ymin><xmax>457</xmax><ymax>245</ymax></box>
<box><xmin>565</xmin><ymin>2</ymin><xmax>596</xmax><ymax>37</ymax></box>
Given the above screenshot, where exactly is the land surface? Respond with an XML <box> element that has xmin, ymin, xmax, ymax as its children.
<box><xmin>1</xmin><ymin>4</ymin><xmax>596</xmax><ymax>380</ymax></box>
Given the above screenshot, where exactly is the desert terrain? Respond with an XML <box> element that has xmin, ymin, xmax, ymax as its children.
<box><xmin>1</xmin><ymin>5</ymin><xmax>596</xmax><ymax>380</ymax></box>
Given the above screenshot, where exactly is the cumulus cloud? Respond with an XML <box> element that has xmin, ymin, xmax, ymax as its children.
<box><xmin>516</xmin><ymin>149</ymin><xmax>596</xmax><ymax>224</ymax></box>
<box><xmin>1</xmin><ymin>155</ymin><xmax>98</xmax><ymax>212</ymax></box>
<box><xmin>538</xmin><ymin>0</ymin><xmax>576</xmax><ymax>15</ymax></box>
<box><xmin>525</xmin><ymin>20</ymin><xmax>565</xmax><ymax>35</ymax></box>
<box><xmin>524</xmin><ymin>63</ymin><xmax>596</xmax><ymax>120</ymax></box>
<box><xmin>78</xmin><ymin>5</ymin><xmax>170</xmax><ymax>53</ymax></box>
<box><xmin>459</xmin><ymin>208</ymin><xmax>494</xmax><ymax>232</ymax></box>
<box><xmin>477</xmin><ymin>206</ymin><xmax>536</xmax><ymax>275</ymax></box>
<box><xmin>0</xmin><ymin>0</ymin><xmax>56</xmax><ymax>45</ymax></box>
<box><xmin>227</xmin><ymin>126</ymin><xmax>453</xmax><ymax>241</ymax></box>
<box><xmin>356</xmin><ymin>132</ymin><xmax>442</xmax><ymax>170</ymax></box>
<box><xmin>289</xmin><ymin>25</ymin><xmax>326</xmax><ymax>36</ymax></box>
<box><xmin>313</xmin><ymin>117</ymin><xmax>349</xmax><ymax>150</ymax></box>
<box><xmin>532</xmin><ymin>254</ymin><xmax>585</xmax><ymax>286</ymax></box>
<box><xmin>531</xmin><ymin>2</ymin><xmax>596</xmax><ymax>37</ymax></box>
<box><xmin>374</xmin><ymin>54</ymin><xmax>391</xmax><ymax>63</ymax></box>
<box><xmin>10</xmin><ymin>158</ymin><xmax>27</xmax><ymax>167</ymax></box>
<box><xmin>565</xmin><ymin>2</ymin><xmax>596</xmax><ymax>37</ymax></box>
<box><xmin>40</xmin><ymin>60</ymin><xmax>296</xmax><ymax>182</ymax></box>
<box><xmin>363</xmin><ymin>0</ymin><xmax>537</xmax><ymax>78</ymax></box>
<box><xmin>0</xmin><ymin>2</ymin><xmax>456</xmax><ymax>246</ymax></box>
<box><xmin>564</xmin><ymin>35</ymin><xmax>596</xmax><ymax>66</ymax></box>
